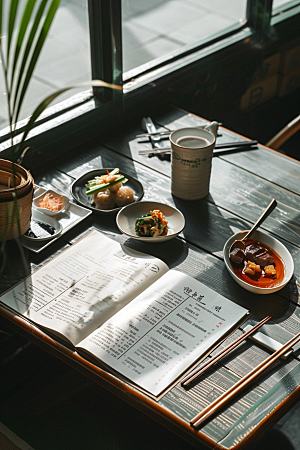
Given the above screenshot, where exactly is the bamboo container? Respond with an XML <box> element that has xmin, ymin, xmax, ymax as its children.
<box><xmin>0</xmin><ymin>159</ymin><xmax>34</xmax><ymax>241</ymax></box>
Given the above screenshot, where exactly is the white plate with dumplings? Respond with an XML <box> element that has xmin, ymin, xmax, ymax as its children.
<box><xmin>71</xmin><ymin>169</ymin><xmax>144</xmax><ymax>213</ymax></box>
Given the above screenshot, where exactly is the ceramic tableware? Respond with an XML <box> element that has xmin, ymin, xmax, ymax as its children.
<box><xmin>71</xmin><ymin>169</ymin><xmax>144</xmax><ymax>213</ymax></box>
<box><xmin>116</xmin><ymin>201</ymin><xmax>185</xmax><ymax>243</ymax></box>
<box><xmin>22</xmin><ymin>186</ymin><xmax>92</xmax><ymax>253</ymax></box>
<box><xmin>33</xmin><ymin>189</ymin><xmax>70</xmax><ymax>216</ymax></box>
<box><xmin>23</xmin><ymin>209</ymin><xmax>62</xmax><ymax>242</ymax></box>
<box><xmin>169</xmin><ymin>122</ymin><xmax>218</xmax><ymax>200</ymax></box>
<box><xmin>224</xmin><ymin>229</ymin><xmax>294</xmax><ymax>294</ymax></box>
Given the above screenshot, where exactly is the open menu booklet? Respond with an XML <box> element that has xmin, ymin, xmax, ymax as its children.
<box><xmin>0</xmin><ymin>230</ymin><xmax>249</xmax><ymax>397</ymax></box>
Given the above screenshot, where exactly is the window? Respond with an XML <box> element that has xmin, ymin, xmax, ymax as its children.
<box><xmin>0</xmin><ymin>0</ymin><xmax>91</xmax><ymax>131</ymax></box>
<box><xmin>272</xmin><ymin>0</ymin><xmax>300</xmax><ymax>14</ymax></box>
<box><xmin>1</xmin><ymin>0</ymin><xmax>300</xmax><ymax>156</ymax></box>
<box><xmin>122</xmin><ymin>0</ymin><xmax>248</xmax><ymax>78</ymax></box>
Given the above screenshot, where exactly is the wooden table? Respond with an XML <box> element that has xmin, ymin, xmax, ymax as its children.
<box><xmin>1</xmin><ymin>106</ymin><xmax>300</xmax><ymax>450</ymax></box>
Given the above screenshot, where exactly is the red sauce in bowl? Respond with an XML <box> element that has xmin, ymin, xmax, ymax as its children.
<box><xmin>230</xmin><ymin>239</ymin><xmax>285</xmax><ymax>289</ymax></box>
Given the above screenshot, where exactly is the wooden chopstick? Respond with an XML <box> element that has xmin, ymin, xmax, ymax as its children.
<box><xmin>181</xmin><ymin>316</ymin><xmax>271</xmax><ymax>387</ymax></box>
<box><xmin>190</xmin><ymin>331</ymin><xmax>300</xmax><ymax>428</ymax></box>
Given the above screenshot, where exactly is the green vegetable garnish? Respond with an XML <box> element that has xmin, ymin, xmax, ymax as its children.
<box><xmin>85</xmin><ymin>168</ymin><xmax>128</xmax><ymax>196</ymax></box>
<box><xmin>86</xmin><ymin>175</ymin><xmax>126</xmax><ymax>196</ymax></box>
<box><xmin>135</xmin><ymin>210</ymin><xmax>168</xmax><ymax>237</ymax></box>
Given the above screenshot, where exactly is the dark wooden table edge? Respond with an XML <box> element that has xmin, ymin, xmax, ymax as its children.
<box><xmin>2</xmin><ymin>302</ymin><xmax>300</xmax><ymax>450</ymax></box>
<box><xmin>0</xmin><ymin>305</ymin><xmax>219</xmax><ymax>450</ymax></box>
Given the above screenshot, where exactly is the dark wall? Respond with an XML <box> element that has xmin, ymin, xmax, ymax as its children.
<box><xmin>171</xmin><ymin>13</ymin><xmax>300</xmax><ymax>158</ymax></box>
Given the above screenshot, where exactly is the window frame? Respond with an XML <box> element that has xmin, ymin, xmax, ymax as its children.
<box><xmin>1</xmin><ymin>0</ymin><xmax>300</xmax><ymax>163</ymax></box>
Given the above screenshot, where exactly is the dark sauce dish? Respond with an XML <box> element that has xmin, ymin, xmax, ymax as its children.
<box><xmin>23</xmin><ymin>209</ymin><xmax>62</xmax><ymax>242</ymax></box>
<box><xmin>224</xmin><ymin>230</ymin><xmax>294</xmax><ymax>294</ymax></box>
<box><xmin>230</xmin><ymin>239</ymin><xmax>285</xmax><ymax>289</ymax></box>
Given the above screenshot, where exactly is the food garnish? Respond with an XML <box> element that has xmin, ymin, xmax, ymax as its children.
<box><xmin>86</xmin><ymin>168</ymin><xmax>135</xmax><ymax>210</ymax></box>
<box><xmin>37</xmin><ymin>192</ymin><xmax>64</xmax><ymax>212</ymax></box>
<box><xmin>86</xmin><ymin>168</ymin><xmax>125</xmax><ymax>196</ymax></box>
<box><xmin>135</xmin><ymin>210</ymin><xmax>168</xmax><ymax>237</ymax></box>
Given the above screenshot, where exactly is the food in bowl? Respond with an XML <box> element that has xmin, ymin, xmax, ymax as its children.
<box><xmin>37</xmin><ymin>192</ymin><xmax>64</xmax><ymax>213</ymax></box>
<box><xmin>229</xmin><ymin>239</ymin><xmax>285</xmax><ymax>289</ymax></box>
<box><xmin>86</xmin><ymin>168</ymin><xmax>135</xmax><ymax>210</ymax></box>
<box><xmin>25</xmin><ymin>220</ymin><xmax>57</xmax><ymax>239</ymax></box>
<box><xmin>135</xmin><ymin>210</ymin><xmax>168</xmax><ymax>237</ymax></box>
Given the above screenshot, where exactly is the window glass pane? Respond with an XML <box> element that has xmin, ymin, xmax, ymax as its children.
<box><xmin>122</xmin><ymin>0</ymin><xmax>247</xmax><ymax>74</ymax></box>
<box><xmin>0</xmin><ymin>0</ymin><xmax>91</xmax><ymax>131</ymax></box>
<box><xmin>272</xmin><ymin>0</ymin><xmax>300</xmax><ymax>13</ymax></box>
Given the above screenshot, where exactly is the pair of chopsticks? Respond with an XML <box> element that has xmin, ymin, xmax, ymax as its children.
<box><xmin>138</xmin><ymin>140</ymin><xmax>258</xmax><ymax>156</ymax></box>
<box><xmin>137</xmin><ymin>131</ymin><xmax>171</xmax><ymax>138</ymax></box>
<box><xmin>181</xmin><ymin>315</ymin><xmax>271</xmax><ymax>387</ymax></box>
<box><xmin>190</xmin><ymin>328</ymin><xmax>300</xmax><ymax>428</ymax></box>
<box><xmin>136</xmin><ymin>125</ymin><xmax>223</xmax><ymax>138</ymax></box>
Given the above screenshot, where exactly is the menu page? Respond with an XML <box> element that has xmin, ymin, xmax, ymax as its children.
<box><xmin>78</xmin><ymin>270</ymin><xmax>248</xmax><ymax>396</ymax></box>
<box><xmin>0</xmin><ymin>230</ymin><xmax>169</xmax><ymax>346</ymax></box>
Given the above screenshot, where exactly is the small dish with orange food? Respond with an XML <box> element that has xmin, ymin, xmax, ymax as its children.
<box><xmin>224</xmin><ymin>230</ymin><xmax>294</xmax><ymax>294</ymax></box>
<box><xmin>33</xmin><ymin>189</ymin><xmax>70</xmax><ymax>216</ymax></box>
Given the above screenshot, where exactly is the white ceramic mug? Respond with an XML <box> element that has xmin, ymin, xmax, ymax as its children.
<box><xmin>169</xmin><ymin>123</ymin><xmax>218</xmax><ymax>200</ymax></box>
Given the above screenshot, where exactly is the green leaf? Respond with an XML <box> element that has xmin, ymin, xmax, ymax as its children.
<box><xmin>18</xmin><ymin>80</ymin><xmax>122</xmax><ymax>151</ymax></box>
<box><xmin>0</xmin><ymin>0</ymin><xmax>3</xmax><ymax>40</ymax></box>
<box><xmin>7</xmin><ymin>0</ymin><xmax>19</xmax><ymax>65</ymax></box>
<box><xmin>13</xmin><ymin>0</ymin><xmax>60</xmax><ymax>124</ymax></box>
<box><xmin>11</xmin><ymin>0</ymin><xmax>47</xmax><ymax>123</ymax></box>
<box><xmin>10</xmin><ymin>0</ymin><xmax>36</xmax><ymax>91</ymax></box>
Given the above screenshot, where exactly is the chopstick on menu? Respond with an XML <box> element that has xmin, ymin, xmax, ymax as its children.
<box><xmin>181</xmin><ymin>316</ymin><xmax>271</xmax><ymax>387</ymax></box>
<box><xmin>190</xmin><ymin>331</ymin><xmax>300</xmax><ymax>429</ymax></box>
<box><xmin>138</xmin><ymin>140</ymin><xmax>258</xmax><ymax>155</ymax></box>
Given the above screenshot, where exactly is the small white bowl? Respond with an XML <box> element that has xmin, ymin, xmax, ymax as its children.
<box><xmin>33</xmin><ymin>189</ymin><xmax>69</xmax><ymax>216</ymax></box>
<box><xmin>23</xmin><ymin>209</ymin><xmax>62</xmax><ymax>242</ymax></box>
<box><xmin>116</xmin><ymin>201</ymin><xmax>185</xmax><ymax>243</ymax></box>
<box><xmin>223</xmin><ymin>230</ymin><xmax>294</xmax><ymax>294</ymax></box>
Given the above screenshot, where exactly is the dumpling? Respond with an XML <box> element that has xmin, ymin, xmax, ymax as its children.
<box><xmin>104</xmin><ymin>174</ymin><xmax>123</xmax><ymax>192</ymax></box>
<box><xmin>93</xmin><ymin>189</ymin><xmax>116</xmax><ymax>210</ymax></box>
<box><xmin>115</xmin><ymin>186</ymin><xmax>135</xmax><ymax>207</ymax></box>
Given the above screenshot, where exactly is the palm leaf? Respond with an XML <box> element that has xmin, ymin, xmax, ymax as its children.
<box><xmin>11</xmin><ymin>0</ymin><xmax>48</xmax><ymax>122</ymax></box>
<box><xmin>10</xmin><ymin>0</ymin><xmax>36</xmax><ymax>90</ymax></box>
<box><xmin>7</xmin><ymin>0</ymin><xmax>18</xmax><ymax>65</ymax></box>
<box><xmin>13</xmin><ymin>0</ymin><xmax>60</xmax><ymax>124</ymax></box>
<box><xmin>18</xmin><ymin>80</ymin><xmax>123</xmax><ymax>154</ymax></box>
<box><xmin>0</xmin><ymin>0</ymin><xmax>3</xmax><ymax>39</ymax></box>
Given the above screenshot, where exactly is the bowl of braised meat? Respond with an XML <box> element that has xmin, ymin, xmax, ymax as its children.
<box><xmin>224</xmin><ymin>230</ymin><xmax>294</xmax><ymax>294</ymax></box>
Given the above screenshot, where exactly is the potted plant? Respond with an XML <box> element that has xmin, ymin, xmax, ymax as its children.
<box><xmin>0</xmin><ymin>0</ymin><xmax>121</xmax><ymax>244</ymax></box>
<box><xmin>0</xmin><ymin>1</ymin><xmax>61</xmax><ymax>242</ymax></box>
